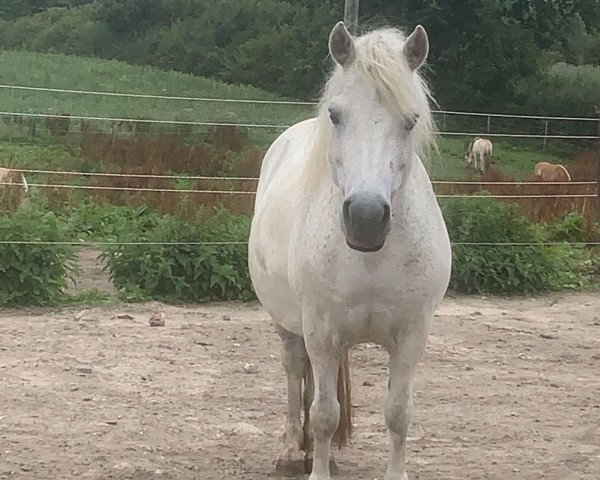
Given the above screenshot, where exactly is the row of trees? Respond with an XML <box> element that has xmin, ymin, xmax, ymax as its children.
<box><xmin>0</xmin><ymin>0</ymin><xmax>599</xmax><ymax>114</ymax></box>
<box><xmin>0</xmin><ymin>0</ymin><xmax>92</xmax><ymax>18</ymax></box>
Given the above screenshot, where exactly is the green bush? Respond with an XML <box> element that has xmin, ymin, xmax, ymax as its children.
<box><xmin>442</xmin><ymin>195</ymin><xmax>582</xmax><ymax>294</ymax></box>
<box><xmin>62</xmin><ymin>202</ymin><xmax>160</xmax><ymax>241</ymax></box>
<box><xmin>544</xmin><ymin>213</ymin><xmax>588</xmax><ymax>243</ymax></box>
<box><xmin>0</xmin><ymin>206</ymin><xmax>76</xmax><ymax>306</ymax></box>
<box><xmin>101</xmin><ymin>209</ymin><xmax>253</xmax><ymax>302</ymax></box>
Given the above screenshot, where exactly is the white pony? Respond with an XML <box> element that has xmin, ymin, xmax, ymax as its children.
<box><xmin>249</xmin><ymin>22</ymin><xmax>451</xmax><ymax>480</ymax></box>
<box><xmin>465</xmin><ymin>137</ymin><xmax>493</xmax><ymax>172</ymax></box>
<box><xmin>0</xmin><ymin>167</ymin><xmax>29</xmax><ymax>210</ymax></box>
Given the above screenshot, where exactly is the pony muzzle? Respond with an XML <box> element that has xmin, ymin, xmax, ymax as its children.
<box><xmin>342</xmin><ymin>192</ymin><xmax>391</xmax><ymax>252</ymax></box>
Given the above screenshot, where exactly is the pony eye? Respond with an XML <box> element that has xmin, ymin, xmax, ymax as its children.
<box><xmin>329</xmin><ymin>109</ymin><xmax>341</xmax><ymax>126</ymax></box>
<box><xmin>405</xmin><ymin>113</ymin><xmax>420</xmax><ymax>132</ymax></box>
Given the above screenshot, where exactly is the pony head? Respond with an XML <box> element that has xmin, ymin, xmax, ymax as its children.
<box><xmin>465</xmin><ymin>142</ymin><xmax>473</xmax><ymax>165</ymax></box>
<box><xmin>310</xmin><ymin>22</ymin><xmax>435</xmax><ymax>252</ymax></box>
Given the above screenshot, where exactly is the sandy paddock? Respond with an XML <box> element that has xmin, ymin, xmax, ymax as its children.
<box><xmin>0</xmin><ymin>252</ymin><xmax>598</xmax><ymax>479</ymax></box>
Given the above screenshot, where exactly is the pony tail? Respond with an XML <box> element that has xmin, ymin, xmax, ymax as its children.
<box><xmin>333</xmin><ymin>353</ymin><xmax>353</xmax><ymax>447</ymax></box>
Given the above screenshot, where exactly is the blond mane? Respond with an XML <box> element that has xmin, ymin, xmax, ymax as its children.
<box><xmin>306</xmin><ymin>28</ymin><xmax>437</xmax><ymax>188</ymax></box>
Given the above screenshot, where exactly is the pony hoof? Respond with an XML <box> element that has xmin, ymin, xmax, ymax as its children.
<box><xmin>304</xmin><ymin>457</ymin><xmax>339</xmax><ymax>475</ymax></box>
<box><xmin>275</xmin><ymin>458</ymin><xmax>306</xmax><ymax>477</ymax></box>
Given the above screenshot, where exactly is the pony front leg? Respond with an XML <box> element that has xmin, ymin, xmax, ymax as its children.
<box><xmin>275</xmin><ymin>325</ymin><xmax>308</xmax><ymax>476</ymax></box>
<box><xmin>305</xmin><ymin>339</ymin><xmax>340</xmax><ymax>480</ymax></box>
<box><xmin>384</xmin><ymin>330</ymin><xmax>428</xmax><ymax>480</ymax></box>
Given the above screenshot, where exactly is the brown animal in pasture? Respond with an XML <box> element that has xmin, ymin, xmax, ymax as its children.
<box><xmin>534</xmin><ymin>161</ymin><xmax>571</xmax><ymax>182</ymax></box>
<box><xmin>0</xmin><ymin>167</ymin><xmax>29</xmax><ymax>210</ymax></box>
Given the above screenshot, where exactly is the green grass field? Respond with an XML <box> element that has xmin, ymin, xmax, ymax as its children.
<box><xmin>0</xmin><ymin>50</ymin><xmax>312</xmax><ymax>125</ymax></box>
<box><xmin>0</xmin><ymin>50</ymin><xmax>578</xmax><ymax>181</ymax></box>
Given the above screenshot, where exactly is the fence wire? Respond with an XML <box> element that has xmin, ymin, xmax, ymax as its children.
<box><xmin>1</xmin><ymin>181</ymin><xmax>596</xmax><ymax>199</ymax></box>
<box><xmin>10</xmin><ymin>168</ymin><xmax>597</xmax><ymax>185</ymax></box>
<box><xmin>0</xmin><ymin>240</ymin><xmax>599</xmax><ymax>247</ymax></box>
<box><xmin>1</xmin><ymin>111</ymin><xmax>598</xmax><ymax>139</ymax></box>
<box><xmin>2</xmin><ymin>83</ymin><xmax>598</xmax><ymax>122</ymax></box>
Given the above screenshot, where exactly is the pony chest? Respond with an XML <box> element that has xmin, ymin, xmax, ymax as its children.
<box><xmin>295</xmin><ymin>246</ymin><xmax>433</xmax><ymax>304</ymax></box>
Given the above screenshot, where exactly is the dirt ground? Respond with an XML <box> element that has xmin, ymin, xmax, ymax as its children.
<box><xmin>1</xmin><ymin>254</ymin><xmax>599</xmax><ymax>479</ymax></box>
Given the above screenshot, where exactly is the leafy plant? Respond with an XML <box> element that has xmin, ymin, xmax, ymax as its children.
<box><xmin>0</xmin><ymin>205</ymin><xmax>76</xmax><ymax>306</ymax></box>
<box><xmin>100</xmin><ymin>209</ymin><xmax>254</xmax><ymax>302</ymax></box>
<box><xmin>441</xmin><ymin>195</ymin><xmax>584</xmax><ymax>294</ymax></box>
<box><xmin>62</xmin><ymin>202</ymin><xmax>160</xmax><ymax>241</ymax></box>
<box><xmin>544</xmin><ymin>213</ymin><xmax>587</xmax><ymax>243</ymax></box>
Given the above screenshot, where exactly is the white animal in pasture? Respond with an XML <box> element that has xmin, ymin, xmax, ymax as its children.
<box><xmin>465</xmin><ymin>137</ymin><xmax>493</xmax><ymax>172</ymax></box>
<box><xmin>0</xmin><ymin>167</ymin><xmax>28</xmax><ymax>210</ymax></box>
<box><xmin>249</xmin><ymin>22</ymin><xmax>451</xmax><ymax>480</ymax></box>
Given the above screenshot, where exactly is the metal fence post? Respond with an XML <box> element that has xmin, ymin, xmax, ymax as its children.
<box><xmin>486</xmin><ymin>115</ymin><xmax>491</xmax><ymax>133</ymax></box>
<box><xmin>344</xmin><ymin>0</ymin><xmax>360</xmax><ymax>35</ymax></box>
<box><xmin>596</xmin><ymin>109</ymin><xmax>600</xmax><ymax>220</ymax></box>
<box><xmin>542</xmin><ymin>120</ymin><xmax>549</xmax><ymax>151</ymax></box>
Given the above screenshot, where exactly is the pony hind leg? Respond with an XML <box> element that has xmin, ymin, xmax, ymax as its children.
<box><xmin>384</xmin><ymin>329</ymin><xmax>429</xmax><ymax>480</ymax></box>
<box><xmin>275</xmin><ymin>325</ymin><xmax>309</xmax><ymax>476</ymax></box>
<box><xmin>478</xmin><ymin>153</ymin><xmax>485</xmax><ymax>172</ymax></box>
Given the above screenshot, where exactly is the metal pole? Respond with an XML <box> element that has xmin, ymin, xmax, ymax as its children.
<box><xmin>596</xmin><ymin>151</ymin><xmax>600</xmax><ymax>222</ymax></box>
<box><xmin>344</xmin><ymin>0</ymin><xmax>360</xmax><ymax>35</ymax></box>
<box><xmin>596</xmin><ymin>110</ymin><xmax>600</xmax><ymax>220</ymax></box>
<box><xmin>542</xmin><ymin>120</ymin><xmax>549</xmax><ymax>151</ymax></box>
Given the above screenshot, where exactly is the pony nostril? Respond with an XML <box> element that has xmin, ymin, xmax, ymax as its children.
<box><xmin>342</xmin><ymin>198</ymin><xmax>352</xmax><ymax>224</ymax></box>
<box><xmin>382</xmin><ymin>203</ymin><xmax>391</xmax><ymax>224</ymax></box>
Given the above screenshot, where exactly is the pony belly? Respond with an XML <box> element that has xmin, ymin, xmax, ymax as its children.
<box><xmin>299</xmin><ymin>283</ymin><xmax>441</xmax><ymax>350</ymax></box>
<box><xmin>250</xmin><ymin>265</ymin><xmax>303</xmax><ymax>336</ymax></box>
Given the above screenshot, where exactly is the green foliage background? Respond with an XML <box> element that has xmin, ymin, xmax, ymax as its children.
<box><xmin>100</xmin><ymin>209</ymin><xmax>253</xmax><ymax>303</ymax></box>
<box><xmin>0</xmin><ymin>0</ymin><xmax>598</xmax><ymax>113</ymax></box>
<box><xmin>0</xmin><ymin>200</ymin><xmax>596</xmax><ymax>306</ymax></box>
<box><xmin>0</xmin><ymin>204</ymin><xmax>76</xmax><ymax>306</ymax></box>
<box><xmin>440</xmin><ymin>196</ymin><xmax>591</xmax><ymax>294</ymax></box>
<box><xmin>0</xmin><ymin>1</ymin><xmax>598</xmax><ymax>305</ymax></box>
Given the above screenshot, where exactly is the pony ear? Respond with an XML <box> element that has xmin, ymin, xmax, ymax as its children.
<box><xmin>403</xmin><ymin>25</ymin><xmax>429</xmax><ymax>71</ymax></box>
<box><xmin>329</xmin><ymin>21</ymin><xmax>355</xmax><ymax>67</ymax></box>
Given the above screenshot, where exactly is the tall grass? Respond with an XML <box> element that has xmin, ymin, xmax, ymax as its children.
<box><xmin>0</xmin><ymin>50</ymin><xmax>313</xmax><ymax>127</ymax></box>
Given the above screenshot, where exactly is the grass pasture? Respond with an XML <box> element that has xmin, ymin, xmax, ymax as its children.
<box><xmin>0</xmin><ymin>50</ymin><xmax>313</xmax><ymax>125</ymax></box>
<box><xmin>1</xmin><ymin>50</ymin><xmax>587</xmax><ymax>166</ymax></box>
<box><xmin>0</xmin><ymin>50</ymin><xmax>596</xmax><ymax>220</ymax></box>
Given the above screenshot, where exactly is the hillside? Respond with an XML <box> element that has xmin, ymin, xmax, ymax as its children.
<box><xmin>0</xmin><ymin>50</ymin><xmax>313</xmax><ymax>126</ymax></box>
<box><xmin>0</xmin><ymin>50</ymin><xmax>574</xmax><ymax>181</ymax></box>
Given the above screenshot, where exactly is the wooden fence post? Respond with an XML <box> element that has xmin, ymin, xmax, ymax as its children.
<box><xmin>486</xmin><ymin>115</ymin><xmax>491</xmax><ymax>133</ymax></box>
<box><xmin>344</xmin><ymin>0</ymin><xmax>360</xmax><ymax>35</ymax></box>
<box><xmin>542</xmin><ymin>120</ymin><xmax>549</xmax><ymax>151</ymax></box>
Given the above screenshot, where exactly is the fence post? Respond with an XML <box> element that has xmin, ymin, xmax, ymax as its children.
<box><xmin>486</xmin><ymin>115</ymin><xmax>491</xmax><ymax>133</ymax></box>
<box><xmin>344</xmin><ymin>0</ymin><xmax>360</xmax><ymax>35</ymax></box>
<box><xmin>597</xmin><ymin>149</ymin><xmax>600</xmax><ymax>222</ymax></box>
<box><xmin>111</xmin><ymin>121</ymin><xmax>117</xmax><ymax>147</ymax></box>
<box><xmin>596</xmin><ymin>109</ymin><xmax>600</xmax><ymax>220</ymax></box>
<box><xmin>542</xmin><ymin>120</ymin><xmax>549</xmax><ymax>151</ymax></box>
